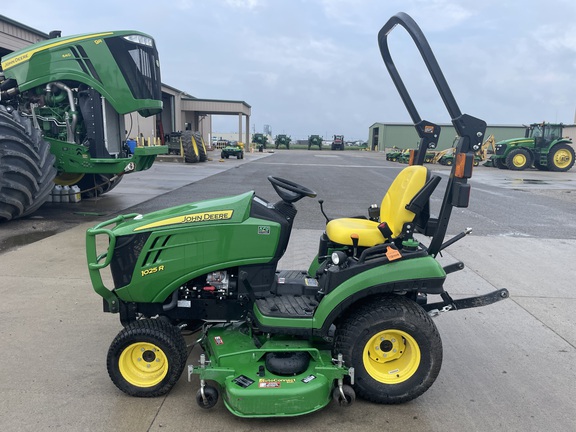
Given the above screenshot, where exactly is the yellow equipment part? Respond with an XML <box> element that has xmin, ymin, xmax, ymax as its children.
<box><xmin>326</xmin><ymin>165</ymin><xmax>428</xmax><ymax>246</ymax></box>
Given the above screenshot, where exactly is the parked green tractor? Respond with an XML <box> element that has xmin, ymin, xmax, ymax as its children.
<box><xmin>0</xmin><ymin>30</ymin><xmax>167</xmax><ymax>221</ymax></box>
<box><xmin>87</xmin><ymin>13</ymin><xmax>508</xmax><ymax>418</ymax></box>
<box><xmin>274</xmin><ymin>134</ymin><xmax>291</xmax><ymax>149</ymax></box>
<box><xmin>252</xmin><ymin>133</ymin><xmax>268</xmax><ymax>150</ymax></box>
<box><xmin>491</xmin><ymin>123</ymin><xmax>575</xmax><ymax>171</ymax></box>
<box><xmin>308</xmin><ymin>134</ymin><xmax>323</xmax><ymax>150</ymax></box>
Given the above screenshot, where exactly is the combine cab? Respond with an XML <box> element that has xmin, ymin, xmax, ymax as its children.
<box><xmin>0</xmin><ymin>30</ymin><xmax>167</xmax><ymax>221</ymax></box>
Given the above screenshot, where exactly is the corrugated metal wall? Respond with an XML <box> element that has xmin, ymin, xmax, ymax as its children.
<box><xmin>368</xmin><ymin>123</ymin><xmax>529</xmax><ymax>152</ymax></box>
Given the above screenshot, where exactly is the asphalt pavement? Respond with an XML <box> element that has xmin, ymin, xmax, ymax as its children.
<box><xmin>1</xmin><ymin>150</ymin><xmax>575</xmax><ymax>432</ymax></box>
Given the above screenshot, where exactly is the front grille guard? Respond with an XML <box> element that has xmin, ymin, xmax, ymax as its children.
<box><xmin>86</xmin><ymin>213</ymin><xmax>139</xmax><ymax>313</ymax></box>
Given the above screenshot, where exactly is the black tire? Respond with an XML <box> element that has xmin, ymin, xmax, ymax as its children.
<box><xmin>181</xmin><ymin>131</ymin><xmax>199</xmax><ymax>163</ymax></box>
<box><xmin>333</xmin><ymin>295</ymin><xmax>442</xmax><ymax>404</ymax></box>
<box><xmin>75</xmin><ymin>173</ymin><xmax>123</xmax><ymax>198</ymax></box>
<box><xmin>547</xmin><ymin>143</ymin><xmax>575</xmax><ymax>172</ymax></box>
<box><xmin>494</xmin><ymin>158</ymin><xmax>508</xmax><ymax>169</ymax></box>
<box><xmin>265</xmin><ymin>351</ymin><xmax>310</xmax><ymax>376</ymax></box>
<box><xmin>506</xmin><ymin>148</ymin><xmax>532</xmax><ymax>171</ymax></box>
<box><xmin>193</xmin><ymin>132</ymin><xmax>207</xmax><ymax>162</ymax></box>
<box><xmin>332</xmin><ymin>385</ymin><xmax>356</xmax><ymax>407</ymax></box>
<box><xmin>0</xmin><ymin>106</ymin><xmax>56</xmax><ymax>222</ymax></box>
<box><xmin>196</xmin><ymin>385</ymin><xmax>219</xmax><ymax>409</ymax></box>
<box><xmin>107</xmin><ymin>319</ymin><xmax>188</xmax><ymax>397</ymax></box>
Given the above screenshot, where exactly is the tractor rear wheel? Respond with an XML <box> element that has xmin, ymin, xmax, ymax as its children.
<box><xmin>0</xmin><ymin>106</ymin><xmax>56</xmax><ymax>222</ymax></box>
<box><xmin>181</xmin><ymin>131</ymin><xmax>199</xmax><ymax>163</ymax></box>
<box><xmin>107</xmin><ymin>319</ymin><xmax>188</xmax><ymax>397</ymax></box>
<box><xmin>547</xmin><ymin>143</ymin><xmax>575</xmax><ymax>172</ymax></box>
<box><xmin>506</xmin><ymin>148</ymin><xmax>532</xmax><ymax>170</ymax></box>
<box><xmin>193</xmin><ymin>132</ymin><xmax>207</xmax><ymax>162</ymax></box>
<box><xmin>334</xmin><ymin>295</ymin><xmax>442</xmax><ymax>404</ymax></box>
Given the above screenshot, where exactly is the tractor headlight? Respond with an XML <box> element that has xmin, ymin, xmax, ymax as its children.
<box><xmin>124</xmin><ymin>34</ymin><xmax>154</xmax><ymax>47</ymax></box>
<box><xmin>331</xmin><ymin>251</ymin><xmax>347</xmax><ymax>266</ymax></box>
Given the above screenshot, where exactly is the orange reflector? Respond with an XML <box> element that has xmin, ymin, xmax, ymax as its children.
<box><xmin>408</xmin><ymin>149</ymin><xmax>416</xmax><ymax>165</ymax></box>
<box><xmin>455</xmin><ymin>153</ymin><xmax>472</xmax><ymax>178</ymax></box>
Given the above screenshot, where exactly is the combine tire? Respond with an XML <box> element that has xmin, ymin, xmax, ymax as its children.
<box><xmin>506</xmin><ymin>148</ymin><xmax>532</xmax><ymax>171</ymax></box>
<box><xmin>107</xmin><ymin>319</ymin><xmax>188</xmax><ymax>397</ymax></box>
<box><xmin>547</xmin><ymin>143</ymin><xmax>575</xmax><ymax>172</ymax></box>
<box><xmin>193</xmin><ymin>132</ymin><xmax>207</xmax><ymax>162</ymax></box>
<box><xmin>75</xmin><ymin>173</ymin><xmax>123</xmax><ymax>198</ymax></box>
<box><xmin>181</xmin><ymin>131</ymin><xmax>199</xmax><ymax>163</ymax></box>
<box><xmin>334</xmin><ymin>295</ymin><xmax>442</xmax><ymax>404</ymax></box>
<box><xmin>0</xmin><ymin>106</ymin><xmax>56</xmax><ymax>222</ymax></box>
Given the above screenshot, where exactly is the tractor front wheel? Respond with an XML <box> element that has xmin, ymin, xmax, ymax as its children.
<box><xmin>107</xmin><ymin>319</ymin><xmax>188</xmax><ymax>397</ymax></box>
<box><xmin>334</xmin><ymin>295</ymin><xmax>442</xmax><ymax>404</ymax></box>
<box><xmin>506</xmin><ymin>148</ymin><xmax>532</xmax><ymax>171</ymax></box>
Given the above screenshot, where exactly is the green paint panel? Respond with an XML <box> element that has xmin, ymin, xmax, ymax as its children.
<box><xmin>312</xmin><ymin>256</ymin><xmax>445</xmax><ymax>328</ymax></box>
<box><xmin>191</xmin><ymin>324</ymin><xmax>348</xmax><ymax>417</ymax></box>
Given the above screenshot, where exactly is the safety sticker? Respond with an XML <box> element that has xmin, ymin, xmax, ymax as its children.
<box><xmin>259</xmin><ymin>381</ymin><xmax>281</xmax><ymax>388</ymax></box>
<box><xmin>302</xmin><ymin>375</ymin><xmax>317</xmax><ymax>383</ymax></box>
<box><xmin>214</xmin><ymin>336</ymin><xmax>224</xmax><ymax>345</ymax></box>
<box><xmin>233</xmin><ymin>375</ymin><xmax>254</xmax><ymax>388</ymax></box>
<box><xmin>258</xmin><ymin>226</ymin><xmax>271</xmax><ymax>235</ymax></box>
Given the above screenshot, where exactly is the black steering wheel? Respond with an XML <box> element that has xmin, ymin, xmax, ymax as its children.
<box><xmin>267</xmin><ymin>176</ymin><xmax>317</xmax><ymax>203</ymax></box>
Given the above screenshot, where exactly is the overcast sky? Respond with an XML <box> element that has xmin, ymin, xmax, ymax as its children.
<box><xmin>3</xmin><ymin>0</ymin><xmax>576</xmax><ymax>140</ymax></box>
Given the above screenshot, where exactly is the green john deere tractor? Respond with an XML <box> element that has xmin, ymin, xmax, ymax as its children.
<box><xmin>0</xmin><ymin>30</ymin><xmax>167</xmax><ymax>221</ymax></box>
<box><xmin>274</xmin><ymin>134</ymin><xmax>291</xmax><ymax>149</ymax></box>
<box><xmin>491</xmin><ymin>123</ymin><xmax>575</xmax><ymax>171</ymax></box>
<box><xmin>87</xmin><ymin>13</ymin><xmax>508</xmax><ymax>418</ymax></box>
<box><xmin>252</xmin><ymin>133</ymin><xmax>268</xmax><ymax>150</ymax></box>
<box><xmin>308</xmin><ymin>134</ymin><xmax>323</xmax><ymax>150</ymax></box>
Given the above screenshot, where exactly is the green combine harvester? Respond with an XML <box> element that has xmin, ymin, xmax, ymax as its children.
<box><xmin>0</xmin><ymin>30</ymin><xmax>167</xmax><ymax>221</ymax></box>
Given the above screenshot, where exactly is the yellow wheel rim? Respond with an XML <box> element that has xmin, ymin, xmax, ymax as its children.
<box><xmin>512</xmin><ymin>153</ymin><xmax>527</xmax><ymax>167</ymax></box>
<box><xmin>553</xmin><ymin>149</ymin><xmax>573</xmax><ymax>169</ymax></box>
<box><xmin>118</xmin><ymin>342</ymin><xmax>168</xmax><ymax>388</ymax></box>
<box><xmin>54</xmin><ymin>172</ymin><xmax>85</xmax><ymax>186</ymax></box>
<box><xmin>363</xmin><ymin>329</ymin><xmax>421</xmax><ymax>384</ymax></box>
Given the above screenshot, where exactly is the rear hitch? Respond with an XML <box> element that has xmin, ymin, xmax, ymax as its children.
<box><xmin>424</xmin><ymin>288</ymin><xmax>509</xmax><ymax>316</ymax></box>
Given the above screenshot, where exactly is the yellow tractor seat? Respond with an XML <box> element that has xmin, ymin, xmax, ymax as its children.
<box><xmin>326</xmin><ymin>165</ymin><xmax>429</xmax><ymax>247</ymax></box>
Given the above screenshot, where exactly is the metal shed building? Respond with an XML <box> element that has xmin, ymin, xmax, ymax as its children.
<box><xmin>368</xmin><ymin>122</ymin><xmax>527</xmax><ymax>152</ymax></box>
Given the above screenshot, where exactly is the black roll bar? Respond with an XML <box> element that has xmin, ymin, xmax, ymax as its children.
<box><xmin>378</xmin><ymin>12</ymin><xmax>487</xmax><ymax>256</ymax></box>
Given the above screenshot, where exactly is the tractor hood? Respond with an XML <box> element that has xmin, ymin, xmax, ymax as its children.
<box><xmin>108</xmin><ymin>191</ymin><xmax>255</xmax><ymax>236</ymax></box>
<box><xmin>496</xmin><ymin>137</ymin><xmax>532</xmax><ymax>147</ymax></box>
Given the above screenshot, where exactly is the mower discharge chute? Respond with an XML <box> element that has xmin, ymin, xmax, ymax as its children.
<box><xmin>86</xmin><ymin>13</ymin><xmax>508</xmax><ymax>417</ymax></box>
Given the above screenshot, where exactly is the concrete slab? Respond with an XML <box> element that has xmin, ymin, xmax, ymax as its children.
<box><xmin>1</xmin><ymin>154</ymin><xmax>575</xmax><ymax>431</ymax></box>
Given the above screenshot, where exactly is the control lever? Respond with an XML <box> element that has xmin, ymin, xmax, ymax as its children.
<box><xmin>350</xmin><ymin>234</ymin><xmax>359</xmax><ymax>258</ymax></box>
<box><xmin>318</xmin><ymin>199</ymin><xmax>331</xmax><ymax>223</ymax></box>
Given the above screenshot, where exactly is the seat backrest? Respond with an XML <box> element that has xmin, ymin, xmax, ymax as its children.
<box><xmin>380</xmin><ymin>165</ymin><xmax>428</xmax><ymax>237</ymax></box>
